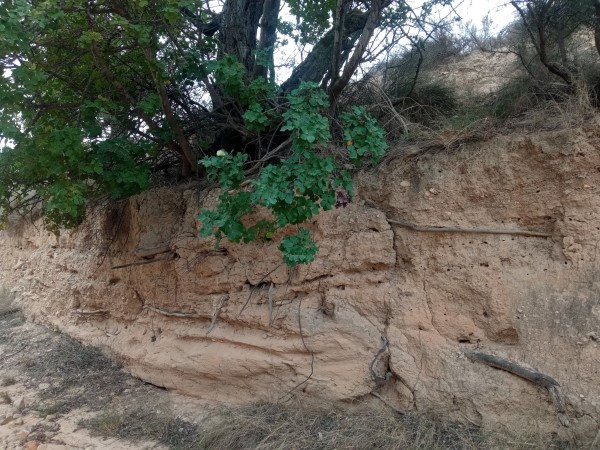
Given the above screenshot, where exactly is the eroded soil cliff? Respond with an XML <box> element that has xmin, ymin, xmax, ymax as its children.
<box><xmin>2</xmin><ymin>124</ymin><xmax>600</xmax><ymax>439</ymax></box>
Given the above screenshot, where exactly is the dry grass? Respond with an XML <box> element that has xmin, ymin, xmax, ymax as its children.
<box><xmin>0</xmin><ymin>391</ymin><xmax>11</xmax><ymax>404</ymax></box>
<box><xmin>503</xmin><ymin>79</ymin><xmax>598</xmax><ymax>133</ymax></box>
<box><xmin>0</xmin><ymin>286</ymin><xmax>17</xmax><ymax>316</ymax></box>
<box><xmin>0</xmin><ymin>376</ymin><xmax>16</xmax><ymax>387</ymax></box>
<box><xmin>82</xmin><ymin>400</ymin><xmax>581</xmax><ymax>450</ymax></box>
<box><xmin>0</xmin><ymin>287</ymin><xmax>24</xmax><ymax>345</ymax></box>
<box><xmin>81</xmin><ymin>401</ymin><xmax>201</xmax><ymax>449</ymax></box>
<box><xmin>24</xmin><ymin>334</ymin><xmax>132</xmax><ymax>416</ymax></box>
<box><xmin>82</xmin><ymin>411</ymin><xmax>124</xmax><ymax>436</ymax></box>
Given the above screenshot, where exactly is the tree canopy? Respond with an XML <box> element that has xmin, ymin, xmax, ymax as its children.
<box><xmin>510</xmin><ymin>0</ymin><xmax>600</xmax><ymax>85</ymax></box>
<box><xmin>0</xmin><ymin>0</ymin><xmax>456</xmax><ymax>263</ymax></box>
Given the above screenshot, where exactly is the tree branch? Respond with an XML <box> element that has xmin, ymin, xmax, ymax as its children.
<box><xmin>328</xmin><ymin>0</ymin><xmax>387</xmax><ymax>105</ymax></box>
<box><xmin>326</xmin><ymin>0</ymin><xmax>346</xmax><ymax>90</ymax></box>
<box><xmin>595</xmin><ymin>0</ymin><xmax>600</xmax><ymax>58</ymax></box>
<box><xmin>253</xmin><ymin>0</ymin><xmax>280</xmax><ymax>80</ymax></box>
<box><xmin>141</xmin><ymin>47</ymin><xmax>200</xmax><ymax>177</ymax></box>
<box><xmin>281</xmin><ymin>9</ymin><xmax>369</xmax><ymax>93</ymax></box>
<box><xmin>511</xmin><ymin>0</ymin><xmax>573</xmax><ymax>85</ymax></box>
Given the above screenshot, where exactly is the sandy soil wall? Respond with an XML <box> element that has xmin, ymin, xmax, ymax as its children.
<box><xmin>2</xmin><ymin>124</ymin><xmax>600</xmax><ymax>438</ymax></box>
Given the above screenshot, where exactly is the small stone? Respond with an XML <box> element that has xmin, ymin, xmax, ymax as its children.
<box><xmin>517</xmin><ymin>308</ymin><xmax>523</xmax><ymax>313</ymax></box>
<box><xmin>586</xmin><ymin>332</ymin><xmax>597</xmax><ymax>341</ymax></box>
<box><xmin>400</xmin><ymin>180</ymin><xmax>410</xmax><ymax>188</ymax></box>
<box><xmin>38</xmin><ymin>383</ymin><xmax>50</xmax><ymax>390</ymax></box>
<box><xmin>24</xmin><ymin>441</ymin><xmax>40</xmax><ymax>450</ymax></box>
<box><xmin>580</xmin><ymin>394</ymin><xmax>585</xmax><ymax>399</ymax></box>
<box><xmin>13</xmin><ymin>397</ymin><xmax>26</xmax><ymax>411</ymax></box>
<box><xmin>0</xmin><ymin>415</ymin><xmax>14</xmax><ymax>425</ymax></box>
<box><xmin>16</xmin><ymin>430</ymin><xmax>30</xmax><ymax>441</ymax></box>
<box><xmin>13</xmin><ymin>417</ymin><xmax>23</xmax><ymax>425</ymax></box>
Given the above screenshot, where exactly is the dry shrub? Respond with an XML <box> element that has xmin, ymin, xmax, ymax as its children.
<box><xmin>194</xmin><ymin>401</ymin><xmax>580</xmax><ymax>450</ymax></box>
<box><xmin>27</xmin><ymin>334</ymin><xmax>131</xmax><ymax>416</ymax></box>
<box><xmin>0</xmin><ymin>286</ymin><xmax>16</xmax><ymax>316</ymax></box>
<box><xmin>82</xmin><ymin>399</ymin><xmax>581</xmax><ymax>450</ymax></box>
<box><xmin>82</xmin><ymin>402</ymin><xmax>201</xmax><ymax>449</ymax></box>
<box><xmin>498</xmin><ymin>76</ymin><xmax>598</xmax><ymax>132</ymax></box>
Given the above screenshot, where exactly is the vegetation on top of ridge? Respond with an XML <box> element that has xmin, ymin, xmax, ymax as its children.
<box><xmin>1</xmin><ymin>0</ymin><xmax>599</xmax><ymax>265</ymax></box>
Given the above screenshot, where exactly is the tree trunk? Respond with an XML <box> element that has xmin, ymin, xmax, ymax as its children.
<box><xmin>253</xmin><ymin>0</ymin><xmax>280</xmax><ymax>80</ymax></box>
<box><xmin>328</xmin><ymin>0</ymin><xmax>386</xmax><ymax>105</ymax></box>
<box><xmin>281</xmin><ymin>9</ymin><xmax>368</xmax><ymax>93</ymax></box>
<box><xmin>595</xmin><ymin>0</ymin><xmax>600</xmax><ymax>58</ymax></box>
<box><xmin>220</xmin><ymin>0</ymin><xmax>265</xmax><ymax>74</ymax></box>
<box><xmin>141</xmin><ymin>47</ymin><xmax>199</xmax><ymax>177</ymax></box>
<box><xmin>511</xmin><ymin>0</ymin><xmax>573</xmax><ymax>85</ymax></box>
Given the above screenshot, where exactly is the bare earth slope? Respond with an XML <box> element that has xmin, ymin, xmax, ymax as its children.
<box><xmin>2</xmin><ymin>123</ymin><xmax>600</xmax><ymax>441</ymax></box>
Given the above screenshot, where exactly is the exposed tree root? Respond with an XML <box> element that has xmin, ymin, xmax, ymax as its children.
<box><xmin>466</xmin><ymin>351</ymin><xmax>569</xmax><ymax>427</ymax></box>
<box><xmin>388</xmin><ymin>219</ymin><xmax>552</xmax><ymax>238</ymax></box>
<box><xmin>206</xmin><ymin>295</ymin><xmax>229</xmax><ymax>335</ymax></box>
<box><xmin>369</xmin><ymin>335</ymin><xmax>390</xmax><ymax>383</ymax></box>
<box><xmin>143</xmin><ymin>304</ymin><xmax>200</xmax><ymax>318</ymax></box>
<box><xmin>370</xmin><ymin>392</ymin><xmax>405</xmax><ymax>415</ymax></box>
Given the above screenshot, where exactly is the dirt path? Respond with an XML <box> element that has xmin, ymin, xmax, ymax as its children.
<box><xmin>0</xmin><ymin>306</ymin><xmax>196</xmax><ymax>450</ymax></box>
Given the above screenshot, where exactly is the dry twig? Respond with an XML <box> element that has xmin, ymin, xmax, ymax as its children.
<box><xmin>112</xmin><ymin>254</ymin><xmax>175</xmax><ymax>269</ymax></box>
<box><xmin>278</xmin><ymin>297</ymin><xmax>314</xmax><ymax>402</ymax></box>
<box><xmin>143</xmin><ymin>304</ymin><xmax>199</xmax><ymax>318</ymax></box>
<box><xmin>207</xmin><ymin>295</ymin><xmax>229</xmax><ymax>335</ymax></box>
<box><xmin>370</xmin><ymin>392</ymin><xmax>405</xmax><ymax>415</ymax></box>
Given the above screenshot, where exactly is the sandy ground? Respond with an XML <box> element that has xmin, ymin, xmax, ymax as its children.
<box><xmin>0</xmin><ymin>307</ymin><xmax>207</xmax><ymax>450</ymax></box>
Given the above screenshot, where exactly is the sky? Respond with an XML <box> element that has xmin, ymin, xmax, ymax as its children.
<box><xmin>452</xmin><ymin>0</ymin><xmax>515</xmax><ymax>33</ymax></box>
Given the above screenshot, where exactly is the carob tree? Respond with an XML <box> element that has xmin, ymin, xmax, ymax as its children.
<box><xmin>0</xmin><ymin>0</ymin><xmax>455</xmax><ymax>263</ymax></box>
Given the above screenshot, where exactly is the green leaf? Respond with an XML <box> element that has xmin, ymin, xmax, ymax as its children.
<box><xmin>279</xmin><ymin>228</ymin><xmax>318</xmax><ymax>266</ymax></box>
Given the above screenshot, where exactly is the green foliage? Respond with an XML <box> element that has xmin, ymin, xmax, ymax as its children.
<box><xmin>0</xmin><ymin>0</ymin><xmax>171</xmax><ymax>230</ymax></box>
<box><xmin>209</xmin><ymin>55</ymin><xmax>278</xmax><ymax>133</ymax></box>
<box><xmin>203</xmin><ymin>152</ymin><xmax>248</xmax><ymax>191</ymax></box>
<box><xmin>1</xmin><ymin>0</ymin><xmax>403</xmax><ymax>267</ymax></box>
<box><xmin>283</xmin><ymin>0</ymin><xmax>337</xmax><ymax>45</ymax></box>
<box><xmin>198</xmin><ymin>82</ymin><xmax>386</xmax><ymax>266</ymax></box>
<box><xmin>279</xmin><ymin>228</ymin><xmax>318</xmax><ymax>266</ymax></box>
<box><xmin>209</xmin><ymin>55</ymin><xmax>275</xmax><ymax>108</ymax></box>
<box><xmin>281</xmin><ymin>82</ymin><xmax>331</xmax><ymax>151</ymax></box>
<box><xmin>342</xmin><ymin>106</ymin><xmax>388</xmax><ymax>165</ymax></box>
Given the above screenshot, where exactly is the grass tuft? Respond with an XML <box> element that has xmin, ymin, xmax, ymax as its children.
<box><xmin>0</xmin><ymin>392</ymin><xmax>12</xmax><ymax>404</ymax></box>
<box><xmin>25</xmin><ymin>334</ymin><xmax>130</xmax><ymax>416</ymax></box>
<box><xmin>0</xmin><ymin>376</ymin><xmax>16</xmax><ymax>387</ymax></box>
<box><xmin>82</xmin><ymin>400</ymin><xmax>581</xmax><ymax>450</ymax></box>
